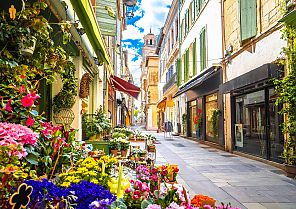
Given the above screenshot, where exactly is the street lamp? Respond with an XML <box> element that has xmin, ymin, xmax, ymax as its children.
<box><xmin>123</xmin><ymin>0</ymin><xmax>137</xmax><ymax>19</ymax></box>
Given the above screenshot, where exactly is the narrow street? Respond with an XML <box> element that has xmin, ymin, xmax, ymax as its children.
<box><xmin>134</xmin><ymin>126</ymin><xmax>296</xmax><ymax>209</ymax></box>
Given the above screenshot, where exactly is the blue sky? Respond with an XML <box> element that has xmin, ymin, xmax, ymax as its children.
<box><xmin>122</xmin><ymin>0</ymin><xmax>173</xmax><ymax>96</ymax></box>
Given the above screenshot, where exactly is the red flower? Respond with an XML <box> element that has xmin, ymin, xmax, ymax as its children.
<box><xmin>29</xmin><ymin>91</ymin><xmax>40</xmax><ymax>100</ymax></box>
<box><xmin>21</xmin><ymin>95</ymin><xmax>34</xmax><ymax>107</ymax></box>
<box><xmin>20</xmin><ymin>75</ymin><xmax>26</xmax><ymax>79</ymax></box>
<box><xmin>198</xmin><ymin>108</ymin><xmax>202</xmax><ymax>114</ymax></box>
<box><xmin>19</xmin><ymin>85</ymin><xmax>25</xmax><ymax>94</ymax></box>
<box><xmin>25</xmin><ymin>115</ymin><xmax>35</xmax><ymax>127</ymax></box>
<box><xmin>132</xmin><ymin>190</ymin><xmax>141</xmax><ymax>200</ymax></box>
<box><xmin>4</xmin><ymin>99</ymin><xmax>12</xmax><ymax>112</ymax></box>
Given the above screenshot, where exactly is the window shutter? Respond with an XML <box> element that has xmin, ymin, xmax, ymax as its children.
<box><xmin>200</xmin><ymin>0</ymin><xmax>205</xmax><ymax>8</ymax></box>
<box><xmin>240</xmin><ymin>0</ymin><xmax>257</xmax><ymax>41</ymax></box>
<box><xmin>192</xmin><ymin>0</ymin><xmax>195</xmax><ymax>22</ymax></box>
<box><xmin>193</xmin><ymin>39</ymin><xmax>197</xmax><ymax>75</ymax></box>
<box><xmin>196</xmin><ymin>0</ymin><xmax>200</xmax><ymax>17</ymax></box>
<box><xmin>183</xmin><ymin>53</ymin><xmax>186</xmax><ymax>83</ymax></box>
<box><xmin>186</xmin><ymin>49</ymin><xmax>189</xmax><ymax>81</ymax></box>
<box><xmin>200</xmin><ymin>28</ymin><xmax>206</xmax><ymax>71</ymax></box>
<box><xmin>177</xmin><ymin>59</ymin><xmax>182</xmax><ymax>86</ymax></box>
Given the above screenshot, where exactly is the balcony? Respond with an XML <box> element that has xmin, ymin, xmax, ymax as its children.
<box><xmin>163</xmin><ymin>73</ymin><xmax>177</xmax><ymax>94</ymax></box>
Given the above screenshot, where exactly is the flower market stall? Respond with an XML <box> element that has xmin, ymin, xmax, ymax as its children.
<box><xmin>0</xmin><ymin>2</ymin><xmax>241</xmax><ymax>209</ymax></box>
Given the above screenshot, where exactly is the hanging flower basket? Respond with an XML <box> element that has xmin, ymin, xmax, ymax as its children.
<box><xmin>53</xmin><ymin>108</ymin><xmax>75</xmax><ymax>127</ymax></box>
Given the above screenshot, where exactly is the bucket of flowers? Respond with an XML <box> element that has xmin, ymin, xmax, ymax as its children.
<box><xmin>158</xmin><ymin>164</ymin><xmax>179</xmax><ymax>183</ymax></box>
<box><xmin>193</xmin><ymin>109</ymin><xmax>202</xmax><ymax>138</ymax></box>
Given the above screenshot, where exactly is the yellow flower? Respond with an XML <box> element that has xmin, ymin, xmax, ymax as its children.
<box><xmin>60</xmin><ymin>182</ymin><xmax>71</xmax><ymax>187</ymax></box>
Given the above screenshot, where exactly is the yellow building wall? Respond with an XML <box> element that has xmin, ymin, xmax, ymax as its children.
<box><xmin>224</xmin><ymin>0</ymin><xmax>282</xmax><ymax>52</ymax></box>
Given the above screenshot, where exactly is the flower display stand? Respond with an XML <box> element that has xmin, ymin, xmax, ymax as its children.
<box><xmin>85</xmin><ymin>140</ymin><xmax>109</xmax><ymax>155</ymax></box>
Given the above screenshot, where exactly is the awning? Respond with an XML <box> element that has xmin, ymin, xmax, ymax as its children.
<box><xmin>173</xmin><ymin>67</ymin><xmax>217</xmax><ymax>98</ymax></box>
<box><xmin>110</xmin><ymin>75</ymin><xmax>140</xmax><ymax>99</ymax></box>
<box><xmin>166</xmin><ymin>100</ymin><xmax>174</xmax><ymax>107</ymax></box>
<box><xmin>157</xmin><ymin>97</ymin><xmax>167</xmax><ymax>109</ymax></box>
<box><xmin>219</xmin><ymin>63</ymin><xmax>283</xmax><ymax>94</ymax></box>
<box><xmin>70</xmin><ymin>0</ymin><xmax>111</xmax><ymax>65</ymax></box>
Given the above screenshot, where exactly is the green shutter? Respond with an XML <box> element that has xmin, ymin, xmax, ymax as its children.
<box><xmin>186</xmin><ymin>49</ymin><xmax>189</xmax><ymax>81</ymax></box>
<box><xmin>240</xmin><ymin>0</ymin><xmax>257</xmax><ymax>41</ymax></box>
<box><xmin>193</xmin><ymin>39</ymin><xmax>197</xmax><ymax>75</ymax></box>
<box><xmin>192</xmin><ymin>0</ymin><xmax>195</xmax><ymax>22</ymax></box>
<box><xmin>196</xmin><ymin>0</ymin><xmax>200</xmax><ymax>17</ymax></box>
<box><xmin>177</xmin><ymin>59</ymin><xmax>182</xmax><ymax>86</ymax></box>
<box><xmin>200</xmin><ymin>28</ymin><xmax>206</xmax><ymax>71</ymax></box>
<box><xmin>200</xmin><ymin>0</ymin><xmax>205</xmax><ymax>9</ymax></box>
<box><xmin>183</xmin><ymin>53</ymin><xmax>186</xmax><ymax>83</ymax></box>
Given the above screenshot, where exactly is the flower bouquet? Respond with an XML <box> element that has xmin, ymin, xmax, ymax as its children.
<box><xmin>158</xmin><ymin>164</ymin><xmax>179</xmax><ymax>183</ymax></box>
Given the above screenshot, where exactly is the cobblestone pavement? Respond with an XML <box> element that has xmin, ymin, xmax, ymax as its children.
<box><xmin>132</xmin><ymin>125</ymin><xmax>296</xmax><ymax>209</ymax></box>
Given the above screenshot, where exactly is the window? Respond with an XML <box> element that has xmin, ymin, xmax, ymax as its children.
<box><xmin>171</xmin><ymin>29</ymin><xmax>174</xmax><ymax>49</ymax></box>
<box><xmin>188</xmin><ymin>44</ymin><xmax>193</xmax><ymax>78</ymax></box>
<box><xmin>240</xmin><ymin>0</ymin><xmax>257</xmax><ymax>42</ymax></box>
<box><xmin>149</xmin><ymin>39</ymin><xmax>153</xmax><ymax>45</ymax></box>
<box><xmin>181</xmin><ymin>19</ymin><xmax>184</xmax><ymax>41</ymax></box>
<box><xmin>199</xmin><ymin>27</ymin><xmax>207</xmax><ymax>71</ymax></box>
<box><xmin>185</xmin><ymin>10</ymin><xmax>188</xmax><ymax>34</ymax></box>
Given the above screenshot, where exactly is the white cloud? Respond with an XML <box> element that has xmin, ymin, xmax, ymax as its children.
<box><xmin>122</xmin><ymin>0</ymin><xmax>173</xmax><ymax>107</ymax></box>
<box><xmin>135</xmin><ymin>0</ymin><xmax>172</xmax><ymax>34</ymax></box>
<box><xmin>122</xmin><ymin>25</ymin><xmax>143</xmax><ymax>40</ymax></box>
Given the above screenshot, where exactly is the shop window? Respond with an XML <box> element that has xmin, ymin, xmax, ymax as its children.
<box><xmin>205</xmin><ymin>93</ymin><xmax>218</xmax><ymax>143</ymax></box>
<box><xmin>189</xmin><ymin>100</ymin><xmax>197</xmax><ymax>136</ymax></box>
<box><xmin>234</xmin><ymin>90</ymin><xmax>266</xmax><ymax>158</ymax></box>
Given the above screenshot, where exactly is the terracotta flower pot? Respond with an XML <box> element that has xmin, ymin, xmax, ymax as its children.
<box><xmin>110</xmin><ymin>149</ymin><xmax>118</xmax><ymax>156</ymax></box>
<box><xmin>121</xmin><ymin>150</ymin><xmax>127</xmax><ymax>157</ymax></box>
<box><xmin>285</xmin><ymin>164</ymin><xmax>296</xmax><ymax>178</ymax></box>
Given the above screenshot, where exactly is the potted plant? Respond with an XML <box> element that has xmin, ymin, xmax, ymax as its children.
<box><xmin>108</xmin><ymin>139</ymin><xmax>119</xmax><ymax>156</ymax></box>
<box><xmin>194</xmin><ymin>109</ymin><xmax>203</xmax><ymax>139</ymax></box>
<box><xmin>211</xmin><ymin>109</ymin><xmax>221</xmax><ymax>138</ymax></box>
<box><xmin>182</xmin><ymin>113</ymin><xmax>187</xmax><ymax>135</ymax></box>
<box><xmin>119</xmin><ymin>138</ymin><xmax>130</xmax><ymax>157</ymax></box>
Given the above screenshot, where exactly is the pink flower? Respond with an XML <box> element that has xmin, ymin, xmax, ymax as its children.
<box><xmin>132</xmin><ymin>190</ymin><xmax>141</xmax><ymax>200</ymax></box>
<box><xmin>19</xmin><ymin>85</ymin><xmax>25</xmax><ymax>94</ymax></box>
<box><xmin>147</xmin><ymin>204</ymin><xmax>162</xmax><ymax>209</ymax></box>
<box><xmin>21</xmin><ymin>95</ymin><xmax>34</xmax><ymax>107</ymax></box>
<box><xmin>203</xmin><ymin>205</ymin><xmax>214</xmax><ymax>209</ymax></box>
<box><xmin>4</xmin><ymin>99</ymin><xmax>12</xmax><ymax>112</ymax></box>
<box><xmin>125</xmin><ymin>187</ymin><xmax>132</xmax><ymax>193</ymax></box>
<box><xmin>25</xmin><ymin>115</ymin><xmax>34</xmax><ymax>127</ymax></box>
<box><xmin>29</xmin><ymin>91</ymin><xmax>40</xmax><ymax>100</ymax></box>
<box><xmin>140</xmin><ymin>182</ymin><xmax>150</xmax><ymax>192</ymax></box>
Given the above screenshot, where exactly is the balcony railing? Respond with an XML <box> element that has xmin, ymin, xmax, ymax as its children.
<box><xmin>163</xmin><ymin>73</ymin><xmax>177</xmax><ymax>94</ymax></box>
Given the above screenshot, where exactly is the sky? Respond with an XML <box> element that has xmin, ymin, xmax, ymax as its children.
<box><xmin>122</xmin><ymin>0</ymin><xmax>173</xmax><ymax>107</ymax></box>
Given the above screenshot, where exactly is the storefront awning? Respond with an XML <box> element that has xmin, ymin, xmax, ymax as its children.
<box><xmin>110</xmin><ymin>75</ymin><xmax>140</xmax><ymax>99</ymax></box>
<box><xmin>157</xmin><ymin>97</ymin><xmax>167</xmax><ymax>109</ymax></box>
<box><xmin>219</xmin><ymin>63</ymin><xmax>283</xmax><ymax>94</ymax></box>
<box><xmin>70</xmin><ymin>0</ymin><xmax>111</xmax><ymax>65</ymax></box>
<box><xmin>173</xmin><ymin>67</ymin><xmax>217</xmax><ymax>98</ymax></box>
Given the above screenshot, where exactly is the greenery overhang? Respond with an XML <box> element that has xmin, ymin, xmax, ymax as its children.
<box><xmin>70</xmin><ymin>0</ymin><xmax>111</xmax><ymax>65</ymax></box>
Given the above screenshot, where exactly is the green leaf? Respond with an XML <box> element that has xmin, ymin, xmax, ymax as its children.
<box><xmin>25</xmin><ymin>153</ymin><xmax>38</xmax><ymax>165</ymax></box>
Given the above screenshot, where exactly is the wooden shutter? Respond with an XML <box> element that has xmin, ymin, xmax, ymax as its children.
<box><xmin>240</xmin><ymin>0</ymin><xmax>257</xmax><ymax>41</ymax></box>
<box><xmin>183</xmin><ymin>53</ymin><xmax>186</xmax><ymax>83</ymax></box>
<box><xmin>196</xmin><ymin>0</ymin><xmax>200</xmax><ymax>17</ymax></box>
<box><xmin>186</xmin><ymin>49</ymin><xmax>189</xmax><ymax>81</ymax></box>
<box><xmin>177</xmin><ymin>59</ymin><xmax>182</xmax><ymax>86</ymax></box>
<box><xmin>193</xmin><ymin>39</ymin><xmax>197</xmax><ymax>75</ymax></box>
<box><xmin>200</xmin><ymin>0</ymin><xmax>205</xmax><ymax>9</ymax></box>
<box><xmin>200</xmin><ymin>28</ymin><xmax>206</xmax><ymax>71</ymax></box>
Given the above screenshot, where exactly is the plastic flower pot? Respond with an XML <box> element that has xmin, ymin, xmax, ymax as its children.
<box><xmin>110</xmin><ymin>149</ymin><xmax>118</xmax><ymax>156</ymax></box>
<box><xmin>121</xmin><ymin>150</ymin><xmax>127</xmax><ymax>157</ymax></box>
<box><xmin>20</xmin><ymin>36</ymin><xmax>37</xmax><ymax>56</ymax></box>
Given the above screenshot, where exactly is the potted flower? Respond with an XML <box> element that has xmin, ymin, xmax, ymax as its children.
<box><xmin>119</xmin><ymin>138</ymin><xmax>130</xmax><ymax>157</ymax></box>
<box><xmin>194</xmin><ymin>109</ymin><xmax>202</xmax><ymax>138</ymax></box>
<box><xmin>108</xmin><ymin>139</ymin><xmax>119</xmax><ymax>156</ymax></box>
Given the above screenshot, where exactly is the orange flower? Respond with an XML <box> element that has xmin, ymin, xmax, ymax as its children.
<box><xmin>191</xmin><ymin>194</ymin><xmax>216</xmax><ymax>207</ymax></box>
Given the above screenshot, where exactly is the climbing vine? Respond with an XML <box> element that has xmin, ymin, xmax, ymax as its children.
<box><xmin>274</xmin><ymin>23</ymin><xmax>296</xmax><ymax>165</ymax></box>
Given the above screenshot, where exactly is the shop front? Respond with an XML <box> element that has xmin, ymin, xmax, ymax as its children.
<box><xmin>174</xmin><ymin>67</ymin><xmax>223</xmax><ymax>146</ymax></box>
<box><xmin>220</xmin><ymin>63</ymin><xmax>284</xmax><ymax>162</ymax></box>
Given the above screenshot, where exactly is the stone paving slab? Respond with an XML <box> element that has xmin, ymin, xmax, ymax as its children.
<box><xmin>135</xmin><ymin>128</ymin><xmax>296</xmax><ymax>209</ymax></box>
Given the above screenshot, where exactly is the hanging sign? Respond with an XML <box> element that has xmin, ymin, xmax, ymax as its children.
<box><xmin>9</xmin><ymin>183</ymin><xmax>33</xmax><ymax>209</ymax></box>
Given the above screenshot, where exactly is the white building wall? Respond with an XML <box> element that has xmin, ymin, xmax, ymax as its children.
<box><xmin>180</xmin><ymin>0</ymin><xmax>223</xmax><ymax>75</ymax></box>
<box><xmin>226</xmin><ymin>30</ymin><xmax>286</xmax><ymax>81</ymax></box>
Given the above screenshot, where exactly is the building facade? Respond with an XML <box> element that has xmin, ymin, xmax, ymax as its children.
<box><xmin>220</xmin><ymin>0</ymin><xmax>286</xmax><ymax>163</ymax></box>
<box><xmin>140</xmin><ymin>32</ymin><xmax>159</xmax><ymax>130</ymax></box>
<box><xmin>156</xmin><ymin>0</ymin><xmax>180</xmax><ymax>133</ymax></box>
<box><xmin>174</xmin><ymin>0</ymin><xmax>223</xmax><ymax>146</ymax></box>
